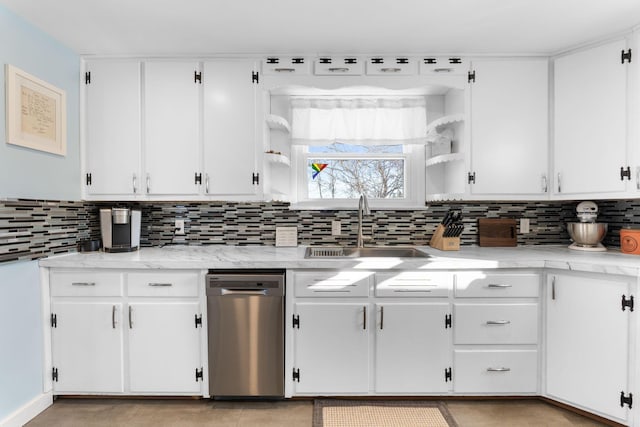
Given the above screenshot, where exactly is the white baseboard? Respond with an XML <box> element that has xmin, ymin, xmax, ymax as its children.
<box><xmin>0</xmin><ymin>392</ymin><xmax>52</xmax><ymax>427</ymax></box>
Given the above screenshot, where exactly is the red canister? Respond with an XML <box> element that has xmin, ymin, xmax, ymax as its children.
<box><xmin>620</xmin><ymin>229</ymin><xmax>640</xmax><ymax>254</ymax></box>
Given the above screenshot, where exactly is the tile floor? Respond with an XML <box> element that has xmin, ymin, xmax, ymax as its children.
<box><xmin>26</xmin><ymin>398</ymin><xmax>612</xmax><ymax>427</ymax></box>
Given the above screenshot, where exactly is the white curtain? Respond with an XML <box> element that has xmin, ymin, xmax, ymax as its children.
<box><xmin>290</xmin><ymin>97</ymin><xmax>428</xmax><ymax>146</ymax></box>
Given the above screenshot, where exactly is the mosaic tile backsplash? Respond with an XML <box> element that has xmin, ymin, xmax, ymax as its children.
<box><xmin>2</xmin><ymin>198</ymin><xmax>639</xmax><ymax>263</ymax></box>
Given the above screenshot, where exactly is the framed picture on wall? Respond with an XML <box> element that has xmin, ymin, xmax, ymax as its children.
<box><xmin>5</xmin><ymin>64</ymin><xmax>66</xmax><ymax>156</ymax></box>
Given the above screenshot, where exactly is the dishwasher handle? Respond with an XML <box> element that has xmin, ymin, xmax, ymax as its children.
<box><xmin>220</xmin><ymin>288</ymin><xmax>268</xmax><ymax>296</ymax></box>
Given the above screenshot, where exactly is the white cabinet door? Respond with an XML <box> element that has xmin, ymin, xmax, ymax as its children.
<box><xmin>375</xmin><ymin>303</ymin><xmax>451</xmax><ymax>393</ymax></box>
<box><xmin>293</xmin><ymin>302</ymin><xmax>369</xmax><ymax>394</ymax></box>
<box><xmin>203</xmin><ymin>60</ymin><xmax>260</xmax><ymax>197</ymax></box>
<box><xmin>128</xmin><ymin>302</ymin><xmax>201</xmax><ymax>393</ymax></box>
<box><xmin>51</xmin><ymin>302</ymin><xmax>124</xmax><ymax>393</ymax></box>
<box><xmin>143</xmin><ymin>61</ymin><xmax>201</xmax><ymax>195</ymax></box>
<box><xmin>85</xmin><ymin>61</ymin><xmax>141</xmax><ymax>196</ymax></box>
<box><xmin>470</xmin><ymin>59</ymin><xmax>549</xmax><ymax>195</ymax></box>
<box><xmin>553</xmin><ymin>39</ymin><xmax>628</xmax><ymax>196</ymax></box>
<box><xmin>546</xmin><ymin>273</ymin><xmax>631</xmax><ymax>423</ymax></box>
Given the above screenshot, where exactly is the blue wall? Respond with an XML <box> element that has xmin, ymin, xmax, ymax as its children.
<box><xmin>0</xmin><ymin>4</ymin><xmax>79</xmax><ymax>422</ymax></box>
<box><xmin>0</xmin><ymin>261</ymin><xmax>43</xmax><ymax>420</ymax></box>
<box><xmin>0</xmin><ymin>5</ymin><xmax>80</xmax><ymax>201</ymax></box>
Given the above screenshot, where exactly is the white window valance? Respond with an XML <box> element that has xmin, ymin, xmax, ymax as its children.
<box><xmin>290</xmin><ymin>97</ymin><xmax>428</xmax><ymax>146</ymax></box>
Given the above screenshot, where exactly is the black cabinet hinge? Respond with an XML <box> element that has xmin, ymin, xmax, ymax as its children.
<box><xmin>252</xmin><ymin>71</ymin><xmax>259</xmax><ymax>84</ymax></box>
<box><xmin>292</xmin><ymin>57</ymin><xmax>304</xmax><ymax>64</ymax></box>
<box><xmin>424</xmin><ymin>58</ymin><xmax>437</xmax><ymax>64</ymax></box>
<box><xmin>51</xmin><ymin>313</ymin><xmax>57</xmax><ymax>328</ymax></box>
<box><xmin>292</xmin><ymin>368</ymin><xmax>300</xmax><ymax>382</ymax></box>
<box><xmin>445</xmin><ymin>367</ymin><xmax>452</xmax><ymax>382</ymax></box>
<box><xmin>622</xmin><ymin>49</ymin><xmax>632</xmax><ymax>64</ymax></box>
<box><xmin>194</xmin><ymin>71</ymin><xmax>202</xmax><ymax>84</ymax></box>
<box><xmin>345</xmin><ymin>58</ymin><xmax>357</xmax><ymax>64</ymax></box>
<box><xmin>445</xmin><ymin>314</ymin><xmax>452</xmax><ymax>329</ymax></box>
<box><xmin>195</xmin><ymin>367</ymin><xmax>204</xmax><ymax>382</ymax></box>
<box><xmin>195</xmin><ymin>172</ymin><xmax>202</xmax><ymax>185</ymax></box>
<box><xmin>85</xmin><ymin>173</ymin><xmax>92</xmax><ymax>186</ymax></box>
<box><xmin>52</xmin><ymin>367</ymin><xmax>59</xmax><ymax>382</ymax></box>
<box><xmin>622</xmin><ymin>295</ymin><xmax>634</xmax><ymax>312</ymax></box>
<box><xmin>85</xmin><ymin>71</ymin><xmax>91</xmax><ymax>84</ymax></box>
<box><xmin>449</xmin><ymin>57</ymin><xmax>462</xmax><ymax>64</ymax></box>
<box><xmin>621</xmin><ymin>166</ymin><xmax>631</xmax><ymax>181</ymax></box>
<box><xmin>372</xmin><ymin>57</ymin><xmax>384</xmax><ymax>64</ymax></box>
<box><xmin>319</xmin><ymin>57</ymin><xmax>332</xmax><ymax>64</ymax></box>
<box><xmin>396</xmin><ymin>57</ymin><xmax>409</xmax><ymax>64</ymax></box>
<box><xmin>252</xmin><ymin>172</ymin><xmax>260</xmax><ymax>185</ymax></box>
<box><xmin>468</xmin><ymin>70</ymin><xmax>476</xmax><ymax>83</ymax></box>
<box><xmin>468</xmin><ymin>172</ymin><xmax>476</xmax><ymax>184</ymax></box>
<box><xmin>195</xmin><ymin>314</ymin><xmax>202</xmax><ymax>328</ymax></box>
<box><xmin>292</xmin><ymin>314</ymin><xmax>300</xmax><ymax>329</ymax></box>
<box><xmin>266</xmin><ymin>57</ymin><xmax>279</xmax><ymax>64</ymax></box>
<box><xmin>621</xmin><ymin>391</ymin><xmax>633</xmax><ymax>408</ymax></box>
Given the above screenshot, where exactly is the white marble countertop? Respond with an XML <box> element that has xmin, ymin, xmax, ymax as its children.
<box><xmin>38</xmin><ymin>244</ymin><xmax>640</xmax><ymax>276</ymax></box>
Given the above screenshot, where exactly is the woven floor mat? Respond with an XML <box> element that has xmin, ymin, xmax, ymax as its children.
<box><xmin>313</xmin><ymin>399</ymin><xmax>458</xmax><ymax>427</ymax></box>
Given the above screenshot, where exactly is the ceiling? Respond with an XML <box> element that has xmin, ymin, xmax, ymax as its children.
<box><xmin>2</xmin><ymin>0</ymin><xmax>640</xmax><ymax>56</ymax></box>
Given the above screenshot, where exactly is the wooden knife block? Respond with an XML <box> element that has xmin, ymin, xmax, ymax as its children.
<box><xmin>429</xmin><ymin>224</ymin><xmax>460</xmax><ymax>251</ymax></box>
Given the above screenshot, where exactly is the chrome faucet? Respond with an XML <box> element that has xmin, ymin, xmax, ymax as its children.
<box><xmin>357</xmin><ymin>194</ymin><xmax>371</xmax><ymax>248</ymax></box>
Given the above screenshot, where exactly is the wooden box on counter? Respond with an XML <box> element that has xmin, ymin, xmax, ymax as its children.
<box><xmin>429</xmin><ymin>224</ymin><xmax>460</xmax><ymax>251</ymax></box>
<box><xmin>478</xmin><ymin>218</ymin><xmax>517</xmax><ymax>247</ymax></box>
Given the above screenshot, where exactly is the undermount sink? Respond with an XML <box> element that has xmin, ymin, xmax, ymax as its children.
<box><xmin>304</xmin><ymin>246</ymin><xmax>430</xmax><ymax>259</ymax></box>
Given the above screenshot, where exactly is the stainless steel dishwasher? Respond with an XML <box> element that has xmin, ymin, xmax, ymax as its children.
<box><xmin>206</xmin><ymin>270</ymin><xmax>285</xmax><ymax>398</ymax></box>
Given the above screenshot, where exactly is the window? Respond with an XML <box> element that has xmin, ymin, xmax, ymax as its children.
<box><xmin>306</xmin><ymin>143</ymin><xmax>405</xmax><ymax>199</ymax></box>
<box><xmin>290</xmin><ymin>96</ymin><xmax>426</xmax><ymax>209</ymax></box>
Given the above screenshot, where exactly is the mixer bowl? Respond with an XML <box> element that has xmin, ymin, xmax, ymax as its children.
<box><xmin>567</xmin><ymin>222</ymin><xmax>608</xmax><ymax>247</ymax></box>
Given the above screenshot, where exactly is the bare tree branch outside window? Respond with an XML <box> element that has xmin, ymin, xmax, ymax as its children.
<box><xmin>307</xmin><ymin>143</ymin><xmax>405</xmax><ymax>199</ymax></box>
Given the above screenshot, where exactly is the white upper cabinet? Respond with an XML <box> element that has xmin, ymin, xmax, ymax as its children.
<box><xmin>262</xmin><ymin>57</ymin><xmax>310</xmax><ymax>75</ymax></box>
<box><xmin>553</xmin><ymin>38</ymin><xmax>630</xmax><ymax>197</ymax></box>
<box><xmin>84</xmin><ymin>60</ymin><xmax>141</xmax><ymax>196</ymax></box>
<box><xmin>365</xmin><ymin>57</ymin><xmax>417</xmax><ymax>75</ymax></box>
<box><xmin>469</xmin><ymin>58</ymin><xmax>549</xmax><ymax>197</ymax></box>
<box><xmin>203</xmin><ymin>60</ymin><xmax>261</xmax><ymax>198</ymax></box>
<box><xmin>314</xmin><ymin>57</ymin><xmax>364</xmax><ymax>75</ymax></box>
<box><xmin>143</xmin><ymin>61</ymin><xmax>201</xmax><ymax>195</ymax></box>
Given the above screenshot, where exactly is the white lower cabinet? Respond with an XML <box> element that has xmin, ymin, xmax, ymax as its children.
<box><xmin>293</xmin><ymin>302</ymin><xmax>369</xmax><ymax>394</ymax></box>
<box><xmin>374</xmin><ymin>302</ymin><xmax>451</xmax><ymax>393</ymax></box>
<box><xmin>546</xmin><ymin>272</ymin><xmax>633</xmax><ymax>424</ymax></box>
<box><xmin>454</xmin><ymin>350</ymin><xmax>537</xmax><ymax>393</ymax></box>
<box><xmin>50</xmin><ymin>269</ymin><xmax>205</xmax><ymax>395</ymax></box>
<box><xmin>128</xmin><ymin>302</ymin><xmax>202</xmax><ymax>393</ymax></box>
<box><xmin>453</xmin><ymin>271</ymin><xmax>540</xmax><ymax>395</ymax></box>
<box><xmin>290</xmin><ymin>270</ymin><xmax>454</xmax><ymax>396</ymax></box>
<box><xmin>51</xmin><ymin>301</ymin><xmax>125</xmax><ymax>393</ymax></box>
<box><xmin>453</xmin><ymin>303</ymin><xmax>538</xmax><ymax>345</ymax></box>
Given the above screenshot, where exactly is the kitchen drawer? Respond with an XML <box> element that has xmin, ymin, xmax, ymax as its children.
<box><xmin>262</xmin><ymin>57</ymin><xmax>310</xmax><ymax>75</ymax></box>
<box><xmin>50</xmin><ymin>271</ymin><xmax>123</xmax><ymax>297</ymax></box>
<box><xmin>454</xmin><ymin>350</ymin><xmax>538</xmax><ymax>393</ymax></box>
<box><xmin>454</xmin><ymin>303</ymin><xmax>538</xmax><ymax>344</ymax></box>
<box><xmin>314</xmin><ymin>57</ymin><xmax>363</xmax><ymax>75</ymax></box>
<box><xmin>365</xmin><ymin>57</ymin><xmax>417</xmax><ymax>75</ymax></box>
<box><xmin>419</xmin><ymin>56</ymin><xmax>469</xmax><ymax>75</ymax></box>
<box><xmin>455</xmin><ymin>272</ymin><xmax>540</xmax><ymax>298</ymax></box>
<box><xmin>128</xmin><ymin>271</ymin><xmax>199</xmax><ymax>297</ymax></box>
<box><xmin>293</xmin><ymin>271</ymin><xmax>372</xmax><ymax>297</ymax></box>
<box><xmin>376</xmin><ymin>271</ymin><xmax>452</xmax><ymax>297</ymax></box>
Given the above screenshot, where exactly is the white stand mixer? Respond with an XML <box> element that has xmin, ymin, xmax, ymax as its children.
<box><xmin>567</xmin><ymin>201</ymin><xmax>608</xmax><ymax>251</ymax></box>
